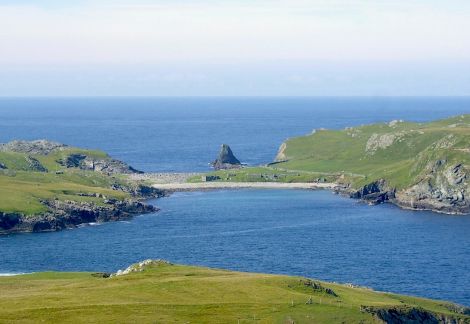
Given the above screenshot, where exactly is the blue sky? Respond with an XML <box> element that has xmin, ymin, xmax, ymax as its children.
<box><xmin>1</xmin><ymin>0</ymin><xmax>470</xmax><ymax>96</ymax></box>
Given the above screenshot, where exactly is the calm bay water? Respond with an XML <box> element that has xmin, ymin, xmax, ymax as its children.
<box><xmin>0</xmin><ymin>97</ymin><xmax>469</xmax><ymax>305</ymax></box>
<box><xmin>1</xmin><ymin>190</ymin><xmax>469</xmax><ymax>305</ymax></box>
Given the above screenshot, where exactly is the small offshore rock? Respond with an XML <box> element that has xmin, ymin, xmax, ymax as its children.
<box><xmin>212</xmin><ymin>144</ymin><xmax>241</xmax><ymax>170</ymax></box>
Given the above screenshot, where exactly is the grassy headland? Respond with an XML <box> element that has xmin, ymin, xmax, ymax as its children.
<box><xmin>0</xmin><ymin>261</ymin><xmax>468</xmax><ymax>323</ymax></box>
<box><xmin>0</xmin><ymin>140</ymin><xmax>159</xmax><ymax>233</ymax></box>
<box><xmin>191</xmin><ymin>115</ymin><xmax>470</xmax><ymax>214</ymax></box>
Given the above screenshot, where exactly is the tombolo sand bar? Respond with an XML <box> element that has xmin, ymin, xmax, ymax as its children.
<box><xmin>152</xmin><ymin>182</ymin><xmax>338</xmax><ymax>191</ymax></box>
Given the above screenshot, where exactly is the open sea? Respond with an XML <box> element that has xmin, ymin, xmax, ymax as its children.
<box><xmin>0</xmin><ymin>97</ymin><xmax>469</xmax><ymax>305</ymax></box>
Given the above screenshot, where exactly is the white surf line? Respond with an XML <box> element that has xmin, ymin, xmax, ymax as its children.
<box><xmin>0</xmin><ymin>273</ymin><xmax>29</xmax><ymax>277</ymax></box>
<box><xmin>152</xmin><ymin>182</ymin><xmax>338</xmax><ymax>191</ymax></box>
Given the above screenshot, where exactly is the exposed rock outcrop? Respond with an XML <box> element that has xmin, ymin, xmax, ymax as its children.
<box><xmin>0</xmin><ymin>140</ymin><xmax>142</xmax><ymax>175</ymax></box>
<box><xmin>25</xmin><ymin>156</ymin><xmax>48</xmax><ymax>172</ymax></box>
<box><xmin>365</xmin><ymin>132</ymin><xmax>406</xmax><ymax>155</ymax></box>
<box><xmin>395</xmin><ymin>163</ymin><xmax>469</xmax><ymax>214</ymax></box>
<box><xmin>0</xmin><ymin>199</ymin><xmax>158</xmax><ymax>234</ymax></box>
<box><xmin>112</xmin><ymin>259</ymin><xmax>172</xmax><ymax>277</ymax></box>
<box><xmin>344</xmin><ymin>161</ymin><xmax>470</xmax><ymax>214</ymax></box>
<box><xmin>361</xmin><ymin>305</ymin><xmax>468</xmax><ymax>324</ymax></box>
<box><xmin>300</xmin><ymin>279</ymin><xmax>338</xmax><ymax>297</ymax></box>
<box><xmin>275</xmin><ymin>142</ymin><xmax>288</xmax><ymax>162</ymax></box>
<box><xmin>349</xmin><ymin>179</ymin><xmax>396</xmax><ymax>205</ymax></box>
<box><xmin>0</xmin><ymin>140</ymin><xmax>66</xmax><ymax>155</ymax></box>
<box><xmin>111</xmin><ymin>183</ymin><xmax>166</xmax><ymax>199</ymax></box>
<box><xmin>212</xmin><ymin>144</ymin><xmax>241</xmax><ymax>170</ymax></box>
<box><xmin>58</xmin><ymin>153</ymin><xmax>142</xmax><ymax>174</ymax></box>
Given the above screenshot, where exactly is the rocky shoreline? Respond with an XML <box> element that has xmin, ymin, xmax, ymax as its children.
<box><xmin>0</xmin><ymin>139</ymin><xmax>171</xmax><ymax>234</ymax></box>
<box><xmin>344</xmin><ymin>166</ymin><xmax>470</xmax><ymax>215</ymax></box>
<box><xmin>148</xmin><ymin>173</ymin><xmax>470</xmax><ymax>215</ymax></box>
<box><xmin>0</xmin><ymin>199</ymin><xmax>157</xmax><ymax>234</ymax></box>
<box><xmin>0</xmin><ymin>185</ymin><xmax>165</xmax><ymax>235</ymax></box>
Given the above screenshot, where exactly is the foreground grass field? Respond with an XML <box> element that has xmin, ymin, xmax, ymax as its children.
<box><xmin>0</xmin><ymin>261</ymin><xmax>468</xmax><ymax>323</ymax></box>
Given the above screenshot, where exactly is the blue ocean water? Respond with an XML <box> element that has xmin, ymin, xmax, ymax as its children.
<box><xmin>0</xmin><ymin>97</ymin><xmax>469</xmax><ymax>305</ymax></box>
<box><xmin>0</xmin><ymin>97</ymin><xmax>469</xmax><ymax>171</ymax></box>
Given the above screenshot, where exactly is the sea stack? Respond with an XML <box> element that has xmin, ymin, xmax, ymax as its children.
<box><xmin>212</xmin><ymin>144</ymin><xmax>242</xmax><ymax>170</ymax></box>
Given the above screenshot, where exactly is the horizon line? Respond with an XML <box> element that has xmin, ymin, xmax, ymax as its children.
<box><xmin>1</xmin><ymin>95</ymin><xmax>470</xmax><ymax>99</ymax></box>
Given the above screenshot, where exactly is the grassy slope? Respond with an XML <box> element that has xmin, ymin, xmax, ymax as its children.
<box><xmin>187</xmin><ymin>166</ymin><xmax>338</xmax><ymax>184</ymax></box>
<box><xmin>0</xmin><ymin>263</ymin><xmax>467</xmax><ymax>323</ymax></box>
<box><xmin>275</xmin><ymin>115</ymin><xmax>470</xmax><ymax>189</ymax></box>
<box><xmin>0</xmin><ymin>147</ymin><xmax>129</xmax><ymax>215</ymax></box>
<box><xmin>194</xmin><ymin>115</ymin><xmax>470</xmax><ymax>190</ymax></box>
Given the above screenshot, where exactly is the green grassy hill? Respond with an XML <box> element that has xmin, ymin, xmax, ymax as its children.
<box><xmin>0</xmin><ymin>261</ymin><xmax>468</xmax><ymax>323</ymax></box>
<box><xmin>274</xmin><ymin>115</ymin><xmax>470</xmax><ymax>189</ymax></box>
<box><xmin>0</xmin><ymin>141</ymin><xmax>131</xmax><ymax>215</ymax></box>
<box><xmin>0</xmin><ymin>140</ymin><xmax>157</xmax><ymax>233</ymax></box>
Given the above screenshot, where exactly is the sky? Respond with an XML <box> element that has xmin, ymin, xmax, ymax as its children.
<box><xmin>1</xmin><ymin>0</ymin><xmax>470</xmax><ymax>96</ymax></box>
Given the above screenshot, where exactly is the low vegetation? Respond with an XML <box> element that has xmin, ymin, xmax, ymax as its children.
<box><xmin>0</xmin><ymin>140</ymin><xmax>159</xmax><ymax>233</ymax></box>
<box><xmin>0</xmin><ymin>143</ymin><xmax>131</xmax><ymax>215</ymax></box>
<box><xmin>274</xmin><ymin>115</ymin><xmax>470</xmax><ymax>190</ymax></box>
<box><xmin>0</xmin><ymin>261</ymin><xmax>468</xmax><ymax>323</ymax></box>
<box><xmin>0</xmin><ymin>169</ymin><xmax>131</xmax><ymax>215</ymax></box>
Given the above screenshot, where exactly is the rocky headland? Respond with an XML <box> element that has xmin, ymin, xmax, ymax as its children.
<box><xmin>0</xmin><ymin>199</ymin><xmax>157</xmax><ymax>234</ymax></box>
<box><xmin>0</xmin><ymin>140</ymin><xmax>163</xmax><ymax>234</ymax></box>
<box><xmin>272</xmin><ymin>115</ymin><xmax>470</xmax><ymax>215</ymax></box>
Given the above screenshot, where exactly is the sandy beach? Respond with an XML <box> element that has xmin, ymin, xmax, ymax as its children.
<box><xmin>152</xmin><ymin>181</ymin><xmax>337</xmax><ymax>191</ymax></box>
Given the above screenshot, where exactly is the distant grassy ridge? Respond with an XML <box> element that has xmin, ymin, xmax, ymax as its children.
<box><xmin>194</xmin><ymin>115</ymin><xmax>470</xmax><ymax>190</ymax></box>
<box><xmin>0</xmin><ymin>262</ymin><xmax>467</xmax><ymax>323</ymax></box>
<box><xmin>275</xmin><ymin>115</ymin><xmax>470</xmax><ymax>189</ymax></box>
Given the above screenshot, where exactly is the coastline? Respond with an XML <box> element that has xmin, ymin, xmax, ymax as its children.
<box><xmin>152</xmin><ymin>181</ymin><xmax>338</xmax><ymax>191</ymax></box>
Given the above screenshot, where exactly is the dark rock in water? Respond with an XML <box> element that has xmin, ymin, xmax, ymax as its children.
<box><xmin>349</xmin><ymin>179</ymin><xmax>395</xmax><ymax>205</ymax></box>
<box><xmin>0</xmin><ymin>213</ymin><xmax>21</xmax><ymax>230</ymax></box>
<box><xmin>212</xmin><ymin>144</ymin><xmax>241</xmax><ymax>170</ymax></box>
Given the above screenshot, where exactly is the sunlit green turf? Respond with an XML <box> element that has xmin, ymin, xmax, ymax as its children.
<box><xmin>194</xmin><ymin>115</ymin><xmax>470</xmax><ymax>190</ymax></box>
<box><xmin>0</xmin><ymin>147</ymin><xmax>129</xmax><ymax>215</ymax></box>
<box><xmin>0</xmin><ymin>262</ymin><xmax>467</xmax><ymax>323</ymax></box>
